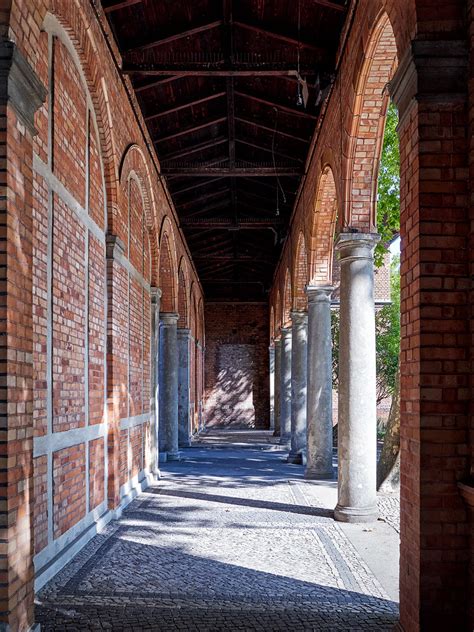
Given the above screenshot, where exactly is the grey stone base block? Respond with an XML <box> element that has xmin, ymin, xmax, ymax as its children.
<box><xmin>287</xmin><ymin>451</ymin><xmax>303</xmax><ymax>464</ymax></box>
<box><xmin>304</xmin><ymin>467</ymin><xmax>335</xmax><ymax>480</ymax></box>
<box><xmin>334</xmin><ymin>503</ymin><xmax>379</xmax><ymax>523</ymax></box>
<box><xmin>166</xmin><ymin>451</ymin><xmax>182</xmax><ymax>461</ymax></box>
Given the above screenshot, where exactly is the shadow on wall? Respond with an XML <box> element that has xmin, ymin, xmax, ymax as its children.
<box><xmin>206</xmin><ymin>344</ymin><xmax>256</xmax><ymax>428</ymax></box>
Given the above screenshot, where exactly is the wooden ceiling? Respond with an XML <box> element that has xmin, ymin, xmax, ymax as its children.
<box><xmin>102</xmin><ymin>0</ymin><xmax>348</xmax><ymax>301</ymax></box>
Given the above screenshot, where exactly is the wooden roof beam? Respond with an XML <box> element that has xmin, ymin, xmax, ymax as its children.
<box><xmin>123</xmin><ymin>67</ymin><xmax>311</xmax><ymax>77</ymax></box>
<box><xmin>125</xmin><ymin>21</ymin><xmax>223</xmax><ymax>53</ymax></box>
<box><xmin>145</xmin><ymin>92</ymin><xmax>226</xmax><ymax>121</ymax></box>
<box><xmin>234</xmin><ymin>91</ymin><xmax>317</xmax><ymax>120</ymax></box>
<box><xmin>233</xmin><ymin>21</ymin><xmax>328</xmax><ymax>55</ymax></box>
<box><xmin>171</xmin><ymin>176</ymin><xmax>226</xmax><ymax>196</ymax></box>
<box><xmin>154</xmin><ymin>117</ymin><xmax>227</xmax><ymax>143</ymax></box>
<box><xmin>236</xmin><ymin>117</ymin><xmax>310</xmax><ymax>143</ymax></box>
<box><xmin>162</xmin><ymin>166</ymin><xmax>303</xmax><ymax>176</ymax></box>
<box><xmin>104</xmin><ymin>0</ymin><xmax>142</xmax><ymax>13</ymax></box>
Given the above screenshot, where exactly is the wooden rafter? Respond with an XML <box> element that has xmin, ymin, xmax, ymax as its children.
<box><xmin>162</xmin><ymin>166</ymin><xmax>303</xmax><ymax>176</ymax></box>
<box><xmin>145</xmin><ymin>92</ymin><xmax>226</xmax><ymax>121</ymax></box>
<box><xmin>235</xmin><ymin>116</ymin><xmax>310</xmax><ymax>143</ymax></box>
<box><xmin>154</xmin><ymin>117</ymin><xmax>227</xmax><ymax>143</ymax></box>
<box><xmin>104</xmin><ymin>0</ymin><xmax>142</xmax><ymax>13</ymax></box>
<box><xmin>172</xmin><ymin>177</ymin><xmax>226</xmax><ymax>196</ymax></box>
<box><xmin>125</xmin><ymin>21</ymin><xmax>223</xmax><ymax>53</ymax></box>
<box><xmin>236</xmin><ymin>138</ymin><xmax>303</xmax><ymax>164</ymax></box>
<box><xmin>234</xmin><ymin>91</ymin><xmax>317</xmax><ymax>120</ymax></box>
<box><xmin>233</xmin><ymin>21</ymin><xmax>328</xmax><ymax>56</ymax></box>
<box><xmin>161</xmin><ymin>138</ymin><xmax>228</xmax><ymax>163</ymax></box>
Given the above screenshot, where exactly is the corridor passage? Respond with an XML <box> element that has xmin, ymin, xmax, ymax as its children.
<box><xmin>36</xmin><ymin>431</ymin><xmax>399</xmax><ymax>631</ymax></box>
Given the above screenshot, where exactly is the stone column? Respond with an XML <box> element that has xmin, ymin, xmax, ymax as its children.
<box><xmin>334</xmin><ymin>233</ymin><xmax>380</xmax><ymax>523</ymax></box>
<box><xmin>305</xmin><ymin>286</ymin><xmax>334</xmax><ymax>479</ymax></box>
<box><xmin>288</xmin><ymin>311</ymin><xmax>308</xmax><ymax>463</ymax></box>
<box><xmin>269</xmin><ymin>345</ymin><xmax>275</xmax><ymax>431</ymax></box>
<box><xmin>177</xmin><ymin>327</ymin><xmax>191</xmax><ymax>447</ymax></box>
<box><xmin>150</xmin><ymin>287</ymin><xmax>161</xmax><ymax>474</ymax></box>
<box><xmin>159</xmin><ymin>312</ymin><xmax>181</xmax><ymax>461</ymax></box>
<box><xmin>273</xmin><ymin>338</ymin><xmax>282</xmax><ymax>436</ymax></box>
<box><xmin>279</xmin><ymin>327</ymin><xmax>292</xmax><ymax>446</ymax></box>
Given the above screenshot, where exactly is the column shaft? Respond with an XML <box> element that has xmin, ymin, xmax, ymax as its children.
<box><xmin>334</xmin><ymin>233</ymin><xmax>380</xmax><ymax>522</ymax></box>
<box><xmin>273</xmin><ymin>339</ymin><xmax>282</xmax><ymax>436</ymax></box>
<box><xmin>159</xmin><ymin>312</ymin><xmax>180</xmax><ymax>460</ymax></box>
<box><xmin>269</xmin><ymin>345</ymin><xmax>275</xmax><ymax>431</ymax></box>
<box><xmin>279</xmin><ymin>328</ymin><xmax>292</xmax><ymax>445</ymax></box>
<box><xmin>177</xmin><ymin>328</ymin><xmax>191</xmax><ymax>447</ymax></box>
<box><xmin>305</xmin><ymin>286</ymin><xmax>334</xmax><ymax>479</ymax></box>
<box><xmin>288</xmin><ymin>312</ymin><xmax>308</xmax><ymax>463</ymax></box>
<box><xmin>150</xmin><ymin>288</ymin><xmax>161</xmax><ymax>474</ymax></box>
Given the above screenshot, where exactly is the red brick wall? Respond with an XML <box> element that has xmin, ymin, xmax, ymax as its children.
<box><xmin>204</xmin><ymin>304</ymin><xmax>269</xmax><ymax>429</ymax></box>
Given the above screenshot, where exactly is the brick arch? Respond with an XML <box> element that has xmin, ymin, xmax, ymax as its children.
<box><xmin>310</xmin><ymin>165</ymin><xmax>338</xmax><ymax>285</ymax></box>
<box><xmin>158</xmin><ymin>218</ymin><xmax>178</xmax><ymax>313</ymax></box>
<box><xmin>292</xmin><ymin>232</ymin><xmax>308</xmax><ymax>311</ymax></box>
<box><xmin>343</xmin><ymin>11</ymin><xmax>398</xmax><ymax>232</ymax></box>
<box><xmin>43</xmin><ymin>6</ymin><xmax>119</xmax><ymax>217</ymax></box>
<box><xmin>120</xmin><ymin>144</ymin><xmax>159</xmax><ymax>286</ymax></box>
<box><xmin>282</xmin><ymin>269</ymin><xmax>292</xmax><ymax>328</ymax></box>
<box><xmin>177</xmin><ymin>257</ymin><xmax>189</xmax><ymax>329</ymax></box>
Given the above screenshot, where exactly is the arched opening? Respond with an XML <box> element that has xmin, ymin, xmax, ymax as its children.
<box><xmin>158</xmin><ymin>228</ymin><xmax>177</xmax><ymax>313</ymax></box>
<box><xmin>310</xmin><ymin>166</ymin><xmax>338</xmax><ymax>286</ymax></box>
<box><xmin>177</xmin><ymin>259</ymin><xmax>189</xmax><ymax>329</ymax></box>
<box><xmin>282</xmin><ymin>269</ymin><xmax>292</xmax><ymax>329</ymax></box>
<box><xmin>293</xmin><ymin>233</ymin><xmax>308</xmax><ymax>311</ymax></box>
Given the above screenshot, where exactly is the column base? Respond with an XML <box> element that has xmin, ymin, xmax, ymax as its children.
<box><xmin>273</xmin><ymin>429</ymin><xmax>280</xmax><ymax>437</ymax></box>
<box><xmin>304</xmin><ymin>467</ymin><xmax>334</xmax><ymax>480</ymax></box>
<box><xmin>287</xmin><ymin>451</ymin><xmax>304</xmax><ymax>464</ymax></box>
<box><xmin>334</xmin><ymin>503</ymin><xmax>378</xmax><ymax>523</ymax></box>
<box><xmin>166</xmin><ymin>451</ymin><xmax>182</xmax><ymax>462</ymax></box>
<box><xmin>279</xmin><ymin>433</ymin><xmax>291</xmax><ymax>446</ymax></box>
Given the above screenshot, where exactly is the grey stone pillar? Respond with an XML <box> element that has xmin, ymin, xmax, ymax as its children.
<box><xmin>288</xmin><ymin>311</ymin><xmax>308</xmax><ymax>463</ymax></box>
<box><xmin>334</xmin><ymin>233</ymin><xmax>380</xmax><ymax>523</ymax></box>
<box><xmin>177</xmin><ymin>328</ymin><xmax>191</xmax><ymax>447</ymax></box>
<box><xmin>159</xmin><ymin>312</ymin><xmax>181</xmax><ymax>461</ymax></box>
<box><xmin>150</xmin><ymin>287</ymin><xmax>161</xmax><ymax>474</ymax></box>
<box><xmin>305</xmin><ymin>286</ymin><xmax>334</xmax><ymax>480</ymax></box>
<box><xmin>279</xmin><ymin>327</ymin><xmax>292</xmax><ymax>446</ymax></box>
<box><xmin>273</xmin><ymin>338</ymin><xmax>282</xmax><ymax>437</ymax></box>
<box><xmin>269</xmin><ymin>345</ymin><xmax>275</xmax><ymax>431</ymax></box>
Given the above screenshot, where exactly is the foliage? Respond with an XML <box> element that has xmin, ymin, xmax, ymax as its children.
<box><xmin>332</xmin><ymin>257</ymin><xmax>400</xmax><ymax>405</ymax></box>
<box><xmin>375</xmin><ymin>102</ymin><xmax>400</xmax><ymax>268</ymax></box>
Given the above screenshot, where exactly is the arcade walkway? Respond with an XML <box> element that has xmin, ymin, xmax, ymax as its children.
<box><xmin>36</xmin><ymin>430</ymin><xmax>400</xmax><ymax>631</ymax></box>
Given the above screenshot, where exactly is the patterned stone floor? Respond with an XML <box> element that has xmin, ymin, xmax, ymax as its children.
<box><xmin>36</xmin><ymin>430</ymin><xmax>399</xmax><ymax>631</ymax></box>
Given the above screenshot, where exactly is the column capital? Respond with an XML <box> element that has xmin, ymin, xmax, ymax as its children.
<box><xmin>160</xmin><ymin>312</ymin><xmax>179</xmax><ymax>326</ymax></box>
<box><xmin>0</xmin><ymin>41</ymin><xmax>47</xmax><ymax>135</ymax></box>
<box><xmin>106</xmin><ymin>232</ymin><xmax>126</xmax><ymax>260</ymax></box>
<box><xmin>150</xmin><ymin>286</ymin><xmax>162</xmax><ymax>302</ymax></box>
<box><xmin>177</xmin><ymin>327</ymin><xmax>191</xmax><ymax>338</ymax></box>
<box><xmin>274</xmin><ymin>336</ymin><xmax>282</xmax><ymax>347</ymax></box>
<box><xmin>281</xmin><ymin>326</ymin><xmax>292</xmax><ymax>337</ymax></box>
<box><xmin>306</xmin><ymin>285</ymin><xmax>334</xmax><ymax>304</ymax></box>
<box><xmin>290</xmin><ymin>310</ymin><xmax>307</xmax><ymax>326</ymax></box>
<box><xmin>335</xmin><ymin>233</ymin><xmax>380</xmax><ymax>263</ymax></box>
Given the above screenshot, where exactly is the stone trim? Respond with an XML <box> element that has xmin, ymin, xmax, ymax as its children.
<box><xmin>335</xmin><ymin>233</ymin><xmax>380</xmax><ymax>263</ymax></box>
<box><xmin>160</xmin><ymin>312</ymin><xmax>179</xmax><ymax>326</ymax></box>
<box><xmin>33</xmin><ymin>424</ymin><xmax>106</xmax><ymax>458</ymax></box>
<box><xmin>120</xmin><ymin>412</ymin><xmax>150</xmax><ymax>430</ymax></box>
<box><xmin>34</xmin><ymin>154</ymin><xmax>106</xmax><ymax>245</ymax></box>
<box><xmin>106</xmin><ymin>232</ymin><xmax>151</xmax><ymax>293</ymax></box>
<box><xmin>306</xmin><ymin>286</ymin><xmax>334</xmax><ymax>304</ymax></box>
<box><xmin>0</xmin><ymin>41</ymin><xmax>47</xmax><ymax>135</ymax></box>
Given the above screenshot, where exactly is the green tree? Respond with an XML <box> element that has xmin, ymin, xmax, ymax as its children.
<box><xmin>375</xmin><ymin>102</ymin><xmax>400</xmax><ymax>268</ymax></box>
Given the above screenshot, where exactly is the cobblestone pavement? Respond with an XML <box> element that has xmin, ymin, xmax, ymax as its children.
<box><xmin>377</xmin><ymin>494</ymin><xmax>400</xmax><ymax>534</ymax></box>
<box><xmin>36</xmin><ymin>430</ymin><xmax>399</xmax><ymax>631</ymax></box>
